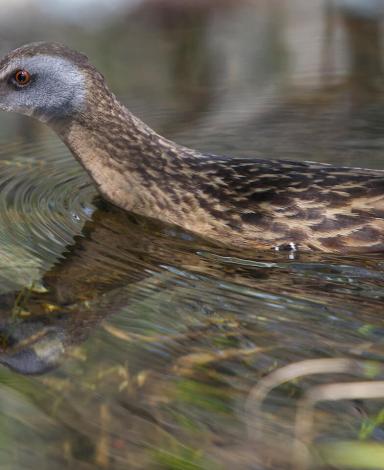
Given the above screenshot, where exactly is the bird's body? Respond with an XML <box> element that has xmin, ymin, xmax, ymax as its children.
<box><xmin>0</xmin><ymin>42</ymin><xmax>384</xmax><ymax>253</ymax></box>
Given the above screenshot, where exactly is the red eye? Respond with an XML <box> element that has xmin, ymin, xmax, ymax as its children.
<box><xmin>14</xmin><ymin>70</ymin><xmax>31</xmax><ymax>85</ymax></box>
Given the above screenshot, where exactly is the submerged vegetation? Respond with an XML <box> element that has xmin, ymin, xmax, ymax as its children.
<box><xmin>0</xmin><ymin>0</ymin><xmax>383</xmax><ymax>468</ymax></box>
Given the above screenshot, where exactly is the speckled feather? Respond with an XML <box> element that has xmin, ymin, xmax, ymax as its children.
<box><xmin>3</xmin><ymin>42</ymin><xmax>384</xmax><ymax>253</ymax></box>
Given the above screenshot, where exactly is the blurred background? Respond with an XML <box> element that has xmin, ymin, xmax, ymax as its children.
<box><xmin>0</xmin><ymin>2</ymin><xmax>383</xmax><ymax>469</ymax></box>
<box><xmin>1</xmin><ymin>0</ymin><xmax>384</xmax><ymax>165</ymax></box>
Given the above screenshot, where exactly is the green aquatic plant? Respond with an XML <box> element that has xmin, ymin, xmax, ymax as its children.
<box><xmin>318</xmin><ymin>441</ymin><xmax>384</xmax><ymax>469</ymax></box>
<box><xmin>359</xmin><ymin>407</ymin><xmax>384</xmax><ymax>440</ymax></box>
<box><xmin>152</xmin><ymin>444</ymin><xmax>218</xmax><ymax>470</ymax></box>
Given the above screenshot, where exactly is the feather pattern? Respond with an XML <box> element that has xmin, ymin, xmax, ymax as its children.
<box><xmin>1</xmin><ymin>42</ymin><xmax>384</xmax><ymax>253</ymax></box>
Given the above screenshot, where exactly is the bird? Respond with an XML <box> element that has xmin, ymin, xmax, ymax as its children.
<box><xmin>0</xmin><ymin>42</ymin><xmax>384</xmax><ymax>253</ymax></box>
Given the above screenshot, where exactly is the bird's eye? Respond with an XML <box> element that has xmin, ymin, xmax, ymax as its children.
<box><xmin>14</xmin><ymin>70</ymin><xmax>31</xmax><ymax>86</ymax></box>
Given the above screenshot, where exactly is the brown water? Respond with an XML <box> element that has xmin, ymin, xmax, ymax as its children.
<box><xmin>0</xmin><ymin>1</ymin><xmax>384</xmax><ymax>469</ymax></box>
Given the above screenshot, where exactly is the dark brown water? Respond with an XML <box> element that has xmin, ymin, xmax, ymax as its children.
<box><xmin>0</xmin><ymin>1</ymin><xmax>384</xmax><ymax>469</ymax></box>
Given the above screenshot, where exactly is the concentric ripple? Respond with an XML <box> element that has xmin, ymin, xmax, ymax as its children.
<box><xmin>0</xmin><ymin>136</ymin><xmax>96</xmax><ymax>293</ymax></box>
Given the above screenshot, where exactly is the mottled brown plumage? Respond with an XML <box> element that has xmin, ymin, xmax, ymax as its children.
<box><xmin>1</xmin><ymin>42</ymin><xmax>384</xmax><ymax>253</ymax></box>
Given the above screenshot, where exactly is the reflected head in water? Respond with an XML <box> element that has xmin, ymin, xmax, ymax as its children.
<box><xmin>0</xmin><ymin>200</ymin><xmax>383</xmax><ymax>377</ymax></box>
<box><xmin>0</xmin><ymin>319</ymin><xmax>65</xmax><ymax>375</ymax></box>
<box><xmin>1</xmin><ymin>43</ymin><xmax>384</xmax><ymax>253</ymax></box>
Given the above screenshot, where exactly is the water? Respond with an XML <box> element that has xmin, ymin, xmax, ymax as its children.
<box><xmin>0</xmin><ymin>1</ymin><xmax>384</xmax><ymax>469</ymax></box>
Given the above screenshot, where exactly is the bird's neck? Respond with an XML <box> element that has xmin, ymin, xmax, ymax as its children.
<box><xmin>53</xmin><ymin>93</ymin><xmax>201</xmax><ymax>227</ymax></box>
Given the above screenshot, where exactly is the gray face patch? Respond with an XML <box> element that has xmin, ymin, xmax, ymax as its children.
<box><xmin>0</xmin><ymin>55</ymin><xmax>86</xmax><ymax>123</ymax></box>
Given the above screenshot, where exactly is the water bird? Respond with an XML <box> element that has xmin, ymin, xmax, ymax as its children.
<box><xmin>0</xmin><ymin>42</ymin><xmax>384</xmax><ymax>253</ymax></box>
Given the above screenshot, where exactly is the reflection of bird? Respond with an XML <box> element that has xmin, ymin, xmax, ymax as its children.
<box><xmin>1</xmin><ymin>42</ymin><xmax>384</xmax><ymax>253</ymax></box>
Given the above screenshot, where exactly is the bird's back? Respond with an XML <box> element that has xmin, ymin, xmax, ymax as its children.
<box><xmin>183</xmin><ymin>155</ymin><xmax>384</xmax><ymax>252</ymax></box>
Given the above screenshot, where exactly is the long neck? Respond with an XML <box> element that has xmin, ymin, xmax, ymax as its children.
<box><xmin>53</xmin><ymin>90</ymin><xmax>217</xmax><ymax>234</ymax></box>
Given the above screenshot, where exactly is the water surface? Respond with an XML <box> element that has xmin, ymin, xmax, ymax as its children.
<box><xmin>0</xmin><ymin>1</ymin><xmax>384</xmax><ymax>469</ymax></box>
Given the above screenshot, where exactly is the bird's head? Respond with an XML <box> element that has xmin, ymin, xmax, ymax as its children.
<box><xmin>0</xmin><ymin>42</ymin><xmax>104</xmax><ymax>124</ymax></box>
